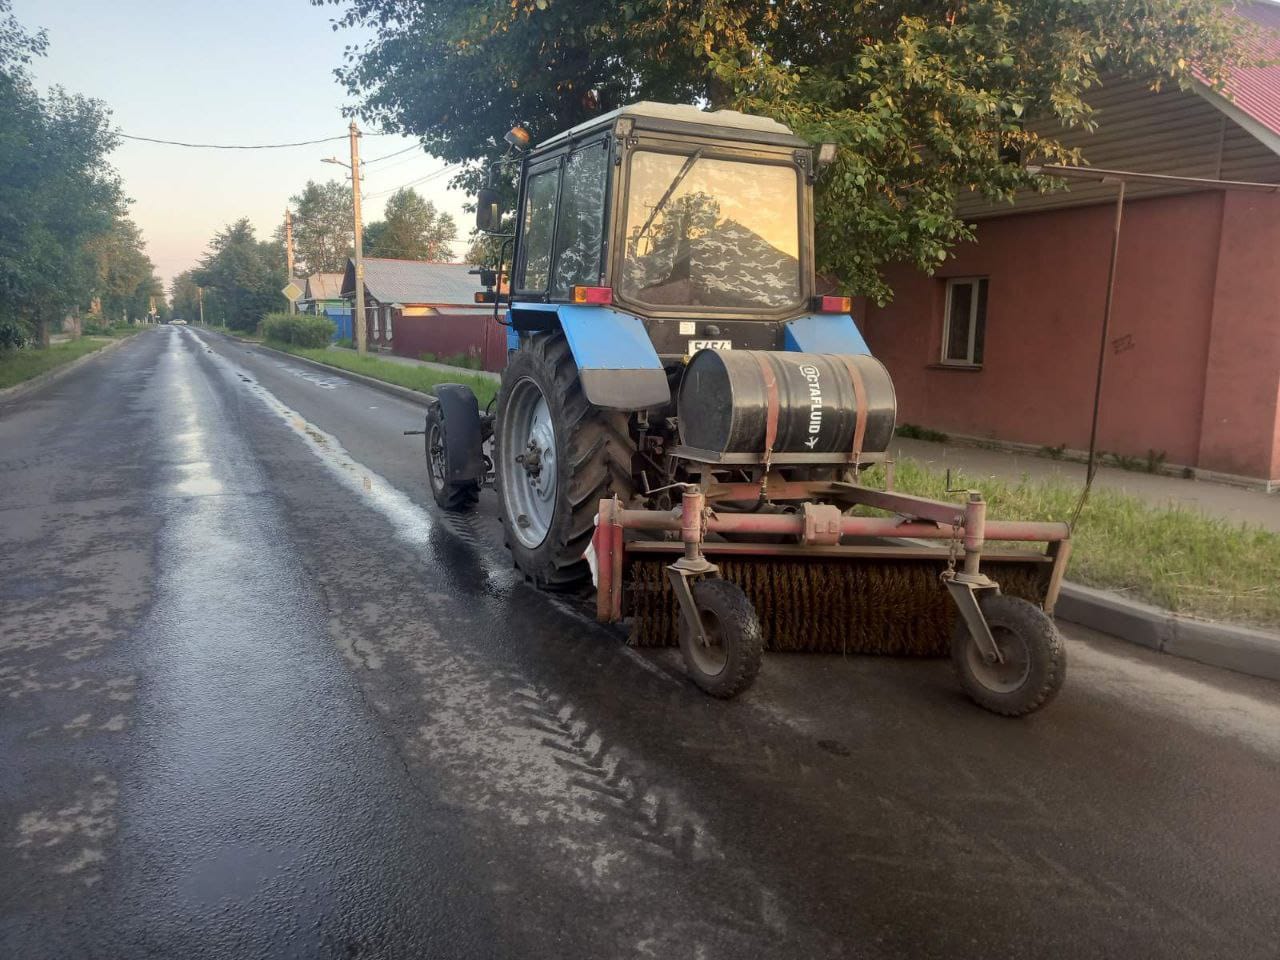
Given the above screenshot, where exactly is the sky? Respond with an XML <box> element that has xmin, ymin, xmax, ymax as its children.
<box><xmin>12</xmin><ymin>0</ymin><xmax>472</xmax><ymax>292</ymax></box>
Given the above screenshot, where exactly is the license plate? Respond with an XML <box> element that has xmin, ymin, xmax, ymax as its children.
<box><xmin>689</xmin><ymin>339</ymin><xmax>732</xmax><ymax>352</ymax></box>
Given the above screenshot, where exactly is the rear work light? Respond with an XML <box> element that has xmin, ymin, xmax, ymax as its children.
<box><xmin>815</xmin><ymin>295</ymin><xmax>852</xmax><ymax>314</ymax></box>
<box><xmin>573</xmin><ymin>285</ymin><xmax>613</xmax><ymax>306</ymax></box>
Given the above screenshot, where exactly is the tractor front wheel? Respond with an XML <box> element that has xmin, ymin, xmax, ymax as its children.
<box><xmin>951</xmin><ymin>593</ymin><xmax>1065</xmax><ymax>716</ymax></box>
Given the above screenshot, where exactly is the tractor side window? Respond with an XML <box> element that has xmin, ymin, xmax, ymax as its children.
<box><xmin>551</xmin><ymin>141</ymin><xmax>608</xmax><ymax>297</ymax></box>
<box><xmin>520</xmin><ymin>167</ymin><xmax>559</xmax><ymax>292</ymax></box>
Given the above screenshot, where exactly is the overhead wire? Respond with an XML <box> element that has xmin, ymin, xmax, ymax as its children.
<box><xmin>117</xmin><ymin>132</ymin><xmax>390</xmax><ymax>149</ymax></box>
<box><xmin>362</xmin><ymin>142</ymin><xmax>424</xmax><ymax>165</ymax></box>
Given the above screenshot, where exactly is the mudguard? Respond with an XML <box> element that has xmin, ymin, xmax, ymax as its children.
<box><xmin>782</xmin><ymin>313</ymin><xmax>871</xmax><ymax>356</ymax></box>
<box><xmin>431</xmin><ymin>383</ymin><xmax>485</xmax><ymax>483</ymax></box>
<box><xmin>508</xmin><ymin>303</ymin><xmax>670</xmax><ymax>410</ymax></box>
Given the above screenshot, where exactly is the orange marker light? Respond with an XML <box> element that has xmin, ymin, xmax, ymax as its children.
<box><xmin>817</xmin><ymin>295</ymin><xmax>852</xmax><ymax>313</ymax></box>
<box><xmin>573</xmin><ymin>286</ymin><xmax>613</xmax><ymax>305</ymax></box>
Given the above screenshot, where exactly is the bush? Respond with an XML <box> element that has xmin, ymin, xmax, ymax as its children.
<box><xmin>262</xmin><ymin>312</ymin><xmax>336</xmax><ymax>348</ymax></box>
<box><xmin>0</xmin><ymin>319</ymin><xmax>27</xmax><ymax>351</ymax></box>
<box><xmin>82</xmin><ymin>320</ymin><xmax>111</xmax><ymax>336</ymax></box>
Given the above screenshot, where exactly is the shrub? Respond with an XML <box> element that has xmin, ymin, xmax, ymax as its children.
<box><xmin>262</xmin><ymin>312</ymin><xmax>335</xmax><ymax>348</ymax></box>
<box><xmin>82</xmin><ymin>320</ymin><xmax>111</xmax><ymax>336</ymax></box>
<box><xmin>0</xmin><ymin>319</ymin><xmax>27</xmax><ymax>351</ymax></box>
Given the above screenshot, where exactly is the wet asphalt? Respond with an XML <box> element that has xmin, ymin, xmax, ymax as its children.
<box><xmin>1</xmin><ymin>327</ymin><xmax>1278</xmax><ymax>959</ymax></box>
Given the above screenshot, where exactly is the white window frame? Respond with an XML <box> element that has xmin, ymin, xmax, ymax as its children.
<box><xmin>384</xmin><ymin>305</ymin><xmax>393</xmax><ymax>340</ymax></box>
<box><xmin>370</xmin><ymin>303</ymin><xmax>380</xmax><ymax>340</ymax></box>
<box><xmin>941</xmin><ymin>277</ymin><xmax>987</xmax><ymax>366</ymax></box>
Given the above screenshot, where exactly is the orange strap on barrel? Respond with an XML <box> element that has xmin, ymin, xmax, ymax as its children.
<box><xmin>752</xmin><ymin>352</ymin><xmax>780</xmax><ymax>469</ymax></box>
<box><xmin>837</xmin><ymin>355</ymin><xmax>868</xmax><ymax>462</ymax></box>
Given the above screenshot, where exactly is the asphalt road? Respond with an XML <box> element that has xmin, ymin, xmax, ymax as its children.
<box><xmin>2</xmin><ymin>326</ymin><xmax>1278</xmax><ymax>959</ymax></box>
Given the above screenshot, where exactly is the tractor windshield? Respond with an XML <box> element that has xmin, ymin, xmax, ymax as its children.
<box><xmin>620</xmin><ymin>149</ymin><xmax>802</xmax><ymax>311</ymax></box>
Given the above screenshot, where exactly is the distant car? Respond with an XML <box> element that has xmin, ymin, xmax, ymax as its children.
<box><xmin>171</xmin><ymin>319</ymin><xmax>188</xmax><ymax>325</ymax></box>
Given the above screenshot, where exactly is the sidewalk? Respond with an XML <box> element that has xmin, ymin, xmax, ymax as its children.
<box><xmin>892</xmin><ymin>437</ymin><xmax>1280</xmax><ymax>534</ymax></box>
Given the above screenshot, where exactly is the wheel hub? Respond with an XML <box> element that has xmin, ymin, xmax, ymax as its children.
<box><xmin>965</xmin><ymin>625</ymin><xmax>1031</xmax><ymax>693</ymax></box>
<box><xmin>500</xmin><ymin>377</ymin><xmax>558</xmax><ymax>549</ymax></box>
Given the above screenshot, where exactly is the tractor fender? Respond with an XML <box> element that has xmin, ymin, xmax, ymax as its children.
<box><xmin>508</xmin><ymin>303</ymin><xmax>670</xmax><ymax>411</ymax></box>
<box><xmin>431</xmin><ymin>383</ymin><xmax>486</xmax><ymax>483</ymax></box>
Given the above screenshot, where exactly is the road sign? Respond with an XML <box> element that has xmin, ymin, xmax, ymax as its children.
<box><xmin>282</xmin><ymin>281</ymin><xmax>303</xmax><ymax>302</ymax></box>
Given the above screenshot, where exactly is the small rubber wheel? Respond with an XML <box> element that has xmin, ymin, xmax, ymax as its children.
<box><xmin>951</xmin><ymin>593</ymin><xmax>1066</xmax><ymax>716</ymax></box>
<box><xmin>678</xmin><ymin>578</ymin><xmax>763</xmax><ymax>699</ymax></box>
<box><xmin>425</xmin><ymin>404</ymin><xmax>479</xmax><ymax>512</ymax></box>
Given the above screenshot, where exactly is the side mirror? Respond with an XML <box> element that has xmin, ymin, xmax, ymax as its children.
<box><xmin>476</xmin><ymin>187</ymin><xmax>501</xmax><ymax>232</ymax></box>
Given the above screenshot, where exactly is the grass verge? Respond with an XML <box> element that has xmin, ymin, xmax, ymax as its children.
<box><xmin>875</xmin><ymin>458</ymin><xmax>1280</xmax><ymax>627</ymax></box>
<box><xmin>0</xmin><ymin>334</ymin><xmax>135</xmax><ymax>390</ymax></box>
<box><xmin>268</xmin><ymin>342</ymin><xmax>498</xmax><ymax>408</ymax></box>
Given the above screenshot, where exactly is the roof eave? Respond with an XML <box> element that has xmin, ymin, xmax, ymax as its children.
<box><xmin>1192</xmin><ymin>80</ymin><xmax>1280</xmax><ymax>158</ymax></box>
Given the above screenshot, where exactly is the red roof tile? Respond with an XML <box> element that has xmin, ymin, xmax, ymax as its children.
<box><xmin>1218</xmin><ymin>2</ymin><xmax>1280</xmax><ymax>138</ymax></box>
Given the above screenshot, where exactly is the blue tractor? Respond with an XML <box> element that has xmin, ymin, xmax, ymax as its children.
<box><xmin>422</xmin><ymin>103</ymin><xmax>1071</xmax><ymax>712</ymax></box>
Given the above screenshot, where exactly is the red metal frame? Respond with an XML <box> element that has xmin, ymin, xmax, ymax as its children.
<box><xmin>590</xmin><ymin>483</ymin><xmax>1072</xmax><ymax>624</ymax></box>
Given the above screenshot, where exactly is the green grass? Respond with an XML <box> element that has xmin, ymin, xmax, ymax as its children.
<box><xmin>270</xmin><ymin>342</ymin><xmax>498</xmax><ymax>408</ymax></box>
<box><xmin>0</xmin><ymin>334</ymin><xmax>134</xmax><ymax>390</ymax></box>
<box><xmin>874</xmin><ymin>458</ymin><xmax>1280</xmax><ymax>627</ymax></box>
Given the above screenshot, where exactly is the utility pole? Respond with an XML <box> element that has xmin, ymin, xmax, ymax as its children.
<box><xmin>197</xmin><ymin>286</ymin><xmax>205</xmax><ymax>327</ymax></box>
<box><xmin>322</xmin><ymin>123</ymin><xmax>367</xmax><ymax>355</ymax></box>
<box><xmin>349</xmin><ymin>120</ymin><xmax>367</xmax><ymax>356</ymax></box>
<box><xmin>284</xmin><ymin>209</ymin><xmax>296</xmax><ymax>314</ymax></box>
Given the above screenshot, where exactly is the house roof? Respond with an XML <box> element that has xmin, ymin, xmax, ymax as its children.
<box><xmin>1191</xmin><ymin>2</ymin><xmax>1280</xmax><ymax>155</ymax></box>
<box><xmin>1222</xmin><ymin>2</ymin><xmax>1280</xmax><ymax>139</ymax></box>
<box><xmin>303</xmin><ymin>272</ymin><xmax>344</xmax><ymax>301</ymax></box>
<box><xmin>341</xmin><ymin>258</ymin><xmax>478</xmax><ymax>305</ymax></box>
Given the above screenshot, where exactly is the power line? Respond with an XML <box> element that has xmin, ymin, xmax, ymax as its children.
<box><xmin>363</xmin><ymin>142</ymin><xmax>423</xmax><ymax>165</ymax></box>
<box><xmin>117</xmin><ymin>131</ymin><xmax>392</xmax><ymax>150</ymax></box>
<box><xmin>363</xmin><ymin>164</ymin><xmax>460</xmax><ymax>200</ymax></box>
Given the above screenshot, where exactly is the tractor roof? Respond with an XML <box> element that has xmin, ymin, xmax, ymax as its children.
<box><xmin>534</xmin><ymin>101</ymin><xmax>810</xmax><ymax>152</ymax></box>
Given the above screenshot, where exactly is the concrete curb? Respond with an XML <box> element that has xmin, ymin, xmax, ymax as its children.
<box><xmin>221</xmin><ymin>332</ymin><xmax>1280</xmax><ymax>685</ymax></box>
<box><xmin>0</xmin><ymin>334</ymin><xmax>137</xmax><ymax>404</ymax></box>
<box><xmin>1057</xmin><ymin>583</ymin><xmax>1280</xmax><ymax>681</ymax></box>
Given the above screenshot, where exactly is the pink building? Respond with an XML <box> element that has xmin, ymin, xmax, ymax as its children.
<box><xmin>862</xmin><ymin>3</ymin><xmax>1280</xmax><ymax>486</ymax></box>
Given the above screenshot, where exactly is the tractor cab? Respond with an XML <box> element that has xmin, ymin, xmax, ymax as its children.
<box><xmin>479</xmin><ymin>102</ymin><xmax>855</xmax><ymax>370</ymax></box>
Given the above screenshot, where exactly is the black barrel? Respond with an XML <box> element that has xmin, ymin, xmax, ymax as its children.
<box><xmin>677</xmin><ymin>350</ymin><xmax>897</xmax><ymax>457</ymax></box>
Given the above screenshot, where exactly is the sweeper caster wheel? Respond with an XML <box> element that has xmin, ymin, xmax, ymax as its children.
<box><xmin>425</xmin><ymin>402</ymin><xmax>479</xmax><ymax>512</ymax></box>
<box><xmin>951</xmin><ymin>594</ymin><xmax>1065</xmax><ymax>717</ymax></box>
<box><xmin>678</xmin><ymin>579</ymin><xmax>763</xmax><ymax>699</ymax></box>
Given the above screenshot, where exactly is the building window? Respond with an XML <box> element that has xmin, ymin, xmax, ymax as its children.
<box><xmin>370</xmin><ymin>304</ymin><xmax>380</xmax><ymax>340</ymax></box>
<box><xmin>384</xmin><ymin>305</ymin><xmax>393</xmax><ymax>340</ymax></box>
<box><xmin>941</xmin><ymin>277</ymin><xmax>988</xmax><ymax>366</ymax></box>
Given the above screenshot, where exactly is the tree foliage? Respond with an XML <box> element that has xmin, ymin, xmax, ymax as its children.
<box><xmin>0</xmin><ymin>0</ymin><xmax>125</xmax><ymax>345</ymax></box>
<box><xmin>170</xmin><ymin>269</ymin><xmax>201</xmax><ymax>322</ymax></box>
<box><xmin>84</xmin><ymin>215</ymin><xmax>162</xmax><ymax>323</ymax></box>
<box><xmin>365</xmin><ymin>187</ymin><xmax>457</xmax><ymax>261</ymax></box>
<box><xmin>320</xmin><ymin>0</ymin><xmax>1254</xmax><ymax>300</ymax></box>
<box><xmin>192</xmin><ymin>219</ymin><xmax>284</xmax><ymax>332</ymax></box>
<box><xmin>287</xmin><ymin>179</ymin><xmax>353</xmax><ymax>274</ymax></box>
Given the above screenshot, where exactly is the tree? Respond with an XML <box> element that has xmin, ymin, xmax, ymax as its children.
<box><xmin>320</xmin><ymin>0</ymin><xmax>1253</xmax><ymax>301</ymax></box>
<box><xmin>171</xmin><ymin>269</ymin><xmax>201</xmax><ymax>321</ymax></box>
<box><xmin>364</xmin><ymin>187</ymin><xmax>457</xmax><ymax>261</ymax></box>
<box><xmin>85</xmin><ymin>215</ymin><xmax>161</xmax><ymax>322</ymax></box>
<box><xmin>0</xmin><ymin>0</ymin><xmax>122</xmax><ymax>345</ymax></box>
<box><xmin>192</xmin><ymin>219</ymin><xmax>284</xmax><ymax>332</ymax></box>
<box><xmin>288</xmin><ymin>179</ymin><xmax>353</xmax><ymax>274</ymax></box>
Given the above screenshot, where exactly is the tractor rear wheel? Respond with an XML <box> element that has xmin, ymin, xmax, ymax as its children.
<box><xmin>496</xmin><ymin>333</ymin><xmax>634</xmax><ymax>591</ymax></box>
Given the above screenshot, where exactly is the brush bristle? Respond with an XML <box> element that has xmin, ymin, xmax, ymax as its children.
<box><xmin>626</xmin><ymin>556</ymin><xmax>1048</xmax><ymax>656</ymax></box>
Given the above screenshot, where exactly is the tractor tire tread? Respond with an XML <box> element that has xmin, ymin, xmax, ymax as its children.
<box><xmin>950</xmin><ymin>593</ymin><xmax>1065</xmax><ymax>717</ymax></box>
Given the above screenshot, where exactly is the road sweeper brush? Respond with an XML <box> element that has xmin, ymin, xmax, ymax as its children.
<box><xmin>414</xmin><ymin>102</ymin><xmax>1071</xmax><ymax>715</ymax></box>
